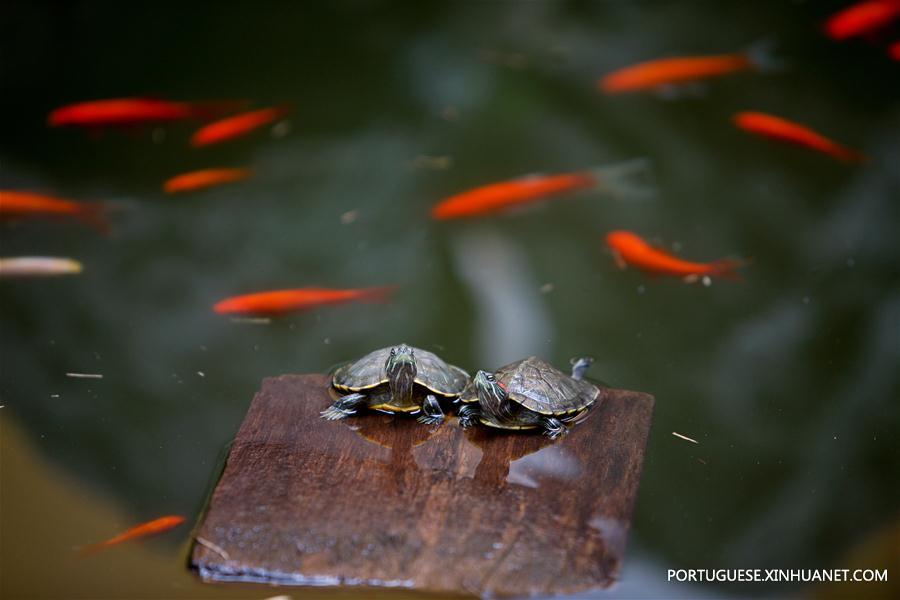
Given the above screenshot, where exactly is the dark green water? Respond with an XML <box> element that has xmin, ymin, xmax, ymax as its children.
<box><xmin>1</xmin><ymin>2</ymin><xmax>898</xmax><ymax>598</ymax></box>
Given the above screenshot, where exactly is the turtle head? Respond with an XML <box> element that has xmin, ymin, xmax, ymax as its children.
<box><xmin>473</xmin><ymin>370</ymin><xmax>507</xmax><ymax>415</ymax></box>
<box><xmin>386</xmin><ymin>344</ymin><xmax>417</xmax><ymax>400</ymax></box>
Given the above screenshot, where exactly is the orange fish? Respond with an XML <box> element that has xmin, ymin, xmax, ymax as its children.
<box><xmin>600</xmin><ymin>45</ymin><xmax>773</xmax><ymax>94</ymax></box>
<box><xmin>889</xmin><ymin>40</ymin><xmax>900</xmax><ymax>60</ymax></box>
<box><xmin>191</xmin><ymin>106</ymin><xmax>290</xmax><ymax>147</ymax></box>
<box><xmin>824</xmin><ymin>0</ymin><xmax>900</xmax><ymax>40</ymax></box>
<box><xmin>431</xmin><ymin>160</ymin><xmax>651</xmax><ymax>220</ymax></box>
<box><xmin>213</xmin><ymin>286</ymin><xmax>396</xmax><ymax>316</ymax></box>
<box><xmin>48</xmin><ymin>97</ymin><xmax>236</xmax><ymax>128</ymax></box>
<box><xmin>606</xmin><ymin>230</ymin><xmax>745</xmax><ymax>280</ymax></box>
<box><xmin>0</xmin><ymin>190</ymin><xmax>110</xmax><ymax>232</ymax></box>
<box><xmin>733</xmin><ymin>111</ymin><xmax>867</xmax><ymax>163</ymax></box>
<box><xmin>163</xmin><ymin>168</ymin><xmax>253</xmax><ymax>194</ymax></box>
<box><xmin>78</xmin><ymin>515</ymin><xmax>185</xmax><ymax>556</ymax></box>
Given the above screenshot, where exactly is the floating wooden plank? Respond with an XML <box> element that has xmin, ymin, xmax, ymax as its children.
<box><xmin>190</xmin><ymin>374</ymin><xmax>654</xmax><ymax>598</ymax></box>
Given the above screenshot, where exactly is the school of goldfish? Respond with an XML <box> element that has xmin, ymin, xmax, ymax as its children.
<box><xmin>0</xmin><ymin>1</ymin><xmax>892</xmax><ymax>553</ymax></box>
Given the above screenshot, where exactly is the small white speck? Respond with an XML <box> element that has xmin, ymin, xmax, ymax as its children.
<box><xmin>672</xmin><ymin>431</ymin><xmax>699</xmax><ymax>444</ymax></box>
<box><xmin>539</xmin><ymin>283</ymin><xmax>554</xmax><ymax>294</ymax></box>
<box><xmin>271</xmin><ymin>120</ymin><xmax>291</xmax><ymax>138</ymax></box>
<box><xmin>637</xmin><ymin>285</ymin><xmax>646</xmax><ymax>295</ymax></box>
<box><xmin>197</xmin><ymin>371</ymin><xmax>205</xmax><ymax>378</ymax></box>
<box><xmin>50</xmin><ymin>394</ymin><xmax>60</xmax><ymax>398</ymax></box>
<box><xmin>66</xmin><ymin>372</ymin><xmax>103</xmax><ymax>379</ymax></box>
<box><xmin>341</xmin><ymin>210</ymin><xmax>360</xmax><ymax>225</ymax></box>
<box><xmin>323</xmin><ymin>338</ymin><xmax>331</xmax><ymax>345</ymax></box>
<box><xmin>802</xmin><ymin>296</ymin><xmax>810</xmax><ymax>304</ymax></box>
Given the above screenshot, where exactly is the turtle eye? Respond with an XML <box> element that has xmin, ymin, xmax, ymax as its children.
<box><xmin>487</xmin><ymin>374</ymin><xmax>495</xmax><ymax>382</ymax></box>
<box><xmin>390</xmin><ymin>349</ymin><xmax>396</xmax><ymax>356</ymax></box>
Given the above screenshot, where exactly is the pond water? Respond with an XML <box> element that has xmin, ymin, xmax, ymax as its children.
<box><xmin>1</xmin><ymin>2</ymin><xmax>898</xmax><ymax>598</ymax></box>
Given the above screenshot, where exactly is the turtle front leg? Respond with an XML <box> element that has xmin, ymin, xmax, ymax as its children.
<box><xmin>320</xmin><ymin>392</ymin><xmax>367</xmax><ymax>421</ymax></box>
<box><xmin>569</xmin><ymin>356</ymin><xmax>594</xmax><ymax>381</ymax></box>
<box><xmin>541</xmin><ymin>416</ymin><xmax>568</xmax><ymax>439</ymax></box>
<box><xmin>457</xmin><ymin>403</ymin><xmax>481</xmax><ymax>429</ymax></box>
<box><xmin>416</xmin><ymin>394</ymin><xmax>445</xmax><ymax>426</ymax></box>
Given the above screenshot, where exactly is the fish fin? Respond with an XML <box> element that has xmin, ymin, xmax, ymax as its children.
<box><xmin>359</xmin><ymin>285</ymin><xmax>398</xmax><ymax>303</ymax></box>
<box><xmin>588</xmin><ymin>158</ymin><xmax>656</xmax><ymax>201</ymax></box>
<box><xmin>188</xmin><ymin>100</ymin><xmax>251</xmax><ymax>120</ymax></box>
<box><xmin>612</xmin><ymin>250</ymin><xmax>627</xmax><ymax>270</ymax></box>
<box><xmin>709</xmin><ymin>257</ymin><xmax>749</xmax><ymax>280</ymax></box>
<box><xmin>743</xmin><ymin>38</ymin><xmax>788</xmax><ymax>73</ymax></box>
<box><xmin>833</xmin><ymin>145</ymin><xmax>870</xmax><ymax>164</ymax></box>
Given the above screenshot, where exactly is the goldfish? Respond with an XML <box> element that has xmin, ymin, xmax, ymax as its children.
<box><xmin>733</xmin><ymin>111</ymin><xmax>867</xmax><ymax>163</ymax></box>
<box><xmin>48</xmin><ymin>97</ymin><xmax>238</xmax><ymax>128</ymax></box>
<box><xmin>163</xmin><ymin>168</ymin><xmax>253</xmax><ymax>194</ymax></box>
<box><xmin>889</xmin><ymin>40</ymin><xmax>900</xmax><ymax>60</ymax></box>
<box><xmin>824</xmin><ymin>0</ymin><xmax>900</xmax><ymax>41</ymax></box>
<box><xmin>78</xmin><ymin>515</ymin><xmax>185</xmax><ymax>556</ymax></box>
<box><xmin>0</xmin><ymin>257</ymin><xmax>83</xmax><ymax>278</ymax></box>
<box><xmin>606</xmin><ymin>230</ymin><xmax>745</xmax><ymax>281</ymax></box>
<box><xmin>213</xmin><ymin>286</ymin><xmax>397</xmax><ymax>316</ymax></box>
<box><xmin>0</xmin><ymin>190</ymin><xmax>110</xmax><ymax>232</ymax></box>
<box><xmin>191</xmin><ymin>106</ymin><xmax>290</xmax><ymax>147</ymax></box>
<box><xmin>600</xmin><ymin>44</ymin><xmax>775</xmax><ymax>94</ymax></box>
<box><xmin>431</xmin><ymin>159</ymin><xmax>652</xmax><ymax>220</ymax></box>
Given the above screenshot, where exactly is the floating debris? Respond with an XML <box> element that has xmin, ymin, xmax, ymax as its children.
<box><xmin>408</xmin><ymin>155</ymin><xmax>453</xmax><ymax>170</ymax></box>
<box><xmin>195</xmin><ymin>536</ymin><xmax>231</xmax><ymax>561</ymax></box>
<box><xmin>672</xmin><ymin>431</ymin><xmax>699</xmax><ymax>444</ymax></box>
<box><xmin>229</xmin><ymin>317</ymin><xmax>272</xmax><ymax>325</ymax></box>
<box><xmin>540</xmin><ymin>282</ymin><xmax>555</xmax><ymax>294</ymax></box>
<box><xmin>66</xmin><ymin>372</ymin><xmax>103</xmax><ymax>379</ymax></box>
<box><xmin>340</xmin><ymin>210</ymin><xmax>360</xmax><ymax>225</ymax></box>
<box><xmin>0</xmin><ymin>257</ymin><xmax>83</xmax><ymax>278</ymax></box>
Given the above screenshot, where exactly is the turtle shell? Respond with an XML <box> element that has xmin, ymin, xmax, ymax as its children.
<box><xmin>332</xmin><ymin>345</ymin><xmax>469</xmax><ymax>397</ymax></box>
<box><xmin>496</xmin><ymin>356</ymin><xmax>599</xmax><ymax>416</ymax></box>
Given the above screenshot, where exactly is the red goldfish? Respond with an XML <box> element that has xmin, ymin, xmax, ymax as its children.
<box><xmin>48</xmin><ymin>98</ymin><xmax>237</xmax><ymax>128</ymax></box>
<box><xmin>600</xmin><ymin>45</ymin><xmax>774</xmax><ymax>94</ymax></box>
<box><xmin>78</xmin><ymin>515</ymin><xmax>185</xmax><ymax>556</ymax></box>
<box><xmin>733</xmin><ymin>111</ymin><xmax>867</xmax><ymax>163</ymax></box>
<box><xmin>191</xmin><ymin>106</ymin><xmax>289</xmax><ymax>147</ymax></box>
<box><xmin>0</xmin><ymin>190</ymin><xmax>110</xmax><ymax>232</ymax></box>
<box><xmin>0</xmin><ymin>257</ymin><xmax>83</xmax><ymax>278</ymax></box>
<box><xmin>213</xmin><ymin>286</ymin><xmax>396</xmax><ymax>316</ymax></box>
<box><xmin>889</xmin><ymin>40</ymin><xmax>900</xmax><ymax>59</ymax></box>
<box><xmin>431</xmin><ymin>160</ymin><xmax>651</xmax><ymax>220</ymax></box>
<box><xmin>824</xmin><ymin>0</ymin><xmax>900</xmax><ymax>40</ymax></box>
<box><xmin>163</xmin><ymin>168</ymin><xmax>253</xmax><ymax>194</ymax></box>
<box><xmin>606</xmin><ymin>230</ymin><xmax>745</xmax><ymax>280</ymax></box>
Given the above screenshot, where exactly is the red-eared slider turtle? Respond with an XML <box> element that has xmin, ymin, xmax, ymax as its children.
<box><xmin>322</xmin><ymin>344</ymin><xmax>470</xmax><ymax>425</ymax></box>
<box><xmin>457</xmin><ymin>356</ymin><xmax>600</xmax><ymax>438</ymax></box>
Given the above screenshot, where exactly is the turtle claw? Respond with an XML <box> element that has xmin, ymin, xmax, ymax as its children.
<box><xmin>416</xmin><ymin>413</ymin><xmax>444</xmax><ymax>426</ymax></box>
<box><xmin>320</xmin><ymin>405</ymin><xmax>356</xmax><ymax>420</ymax></box>
<box><xmin>457</xmin><ymin>404</ymin><xmax>480</xmax><ymax>429</ymax></box>
<box><xmin>542</xmin><ymin>418</ymin><xmax>568</xmax><ymax>440</ymax></box>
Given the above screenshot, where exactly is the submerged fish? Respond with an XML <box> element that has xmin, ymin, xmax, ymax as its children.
<box><xmin>163</xmin><ymin>168</ymin><xmax>253</xmax><ymax>194</ymax></box>
<box><xmin>733</xmin><ymin>111</ymin><xmax>867</xmax><ymax>163</ymax></box>
<box><xmin>606</xmin><ymin>230</ymin><xmax>745</xmax><ymax>280</ymax></box>
<box><xmin>191</xmin><ymin>106</ymin><xmax>290</xmax><ymax>147</ymax></box>
<box><xmin>78</xmin><ymin>515</ymin><xmax>185</xmax><ymax>556</ymax></box>
<box><xmin>213</xmin><ymin>286</ymin><xmax>397</xmax><ymax>316</ymax></box>
<box><xmin>0</xmin><ymin>257</ymin><xmax>83</xmax><ymax>278</ymax></box>
<box><xmin>0</xmin><ymin>190</ymin><xmax>110</xmax><ymax>232</ymax></box>
<box><xmin>600</xmin><ymin>45</ymin><xmax>774</xmax><ymax>94</ymax></box>
<box><xmin>48</xmin><ymin>98</ymin><xmax>236</xmax><ymax>128</ymax></box>
<box><xmin>889</xmin><ymin>40</ymin><xmax>900</xmax><ymax>60</ymax></box>
<box><xmin>431</xmin><ymin>159</ymin><xmax>651</xmax><ymax>220</ymax></box>
<box><xmin>824</xmin><ymin>0</ymin><xmax>900</xmax><ymax>41</ymax></box>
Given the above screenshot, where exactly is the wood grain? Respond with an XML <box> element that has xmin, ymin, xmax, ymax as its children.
<box><xmin>190</xmin><ymin>374</ymin><xmax>654</xmax><ymax>598</ymax></box>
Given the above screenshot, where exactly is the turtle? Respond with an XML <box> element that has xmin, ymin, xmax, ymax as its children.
<box><xmin>457</xmin><ymin>356</ymin><xmax>601</xmax><ymax>439</ymax></box>
<box><xmin>321</xmin><ymin>344</ymin><xmax>470</xmax><ymax>425</ymax></box>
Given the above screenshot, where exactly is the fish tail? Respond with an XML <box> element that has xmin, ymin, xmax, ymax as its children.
<box><xmin>743</xmin><ymin>38</ymin><xmax>787</xmax><ymax>73</ymax></box>
<box><xmin>588</xmin><ymin>158</ymin><xmax>656</xmax><ymax>201</ymax></box>
<box><xmin>358</xmin><ymin>285</ymin><xmax>398</xmax><ymax>303</ymax></box>
<box><xmin>832</xmin><ymin>144</ymin><xmax>869</xmax><ymax>164</ymax></box>
<box><xmin>76</xmin><ymin>202</ymin><xmax>112</xmax><ymax>234</ymax></box>
<box><xmin>709</xmin><ymin>257</ymin><xmax>749</xmax><ymax>280</ymax></box>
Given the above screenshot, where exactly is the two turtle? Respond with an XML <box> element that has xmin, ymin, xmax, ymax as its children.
<box><xmin>322</xmin><ymin>343</ymin><xmax>602</xmax><ymax>438</ymax></box>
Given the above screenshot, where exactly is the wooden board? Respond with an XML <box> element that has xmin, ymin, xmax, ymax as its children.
<box><xmin>190</xmin><ymin>374</ymin><xmax>654</xmax><ymax>598</ymax></box>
